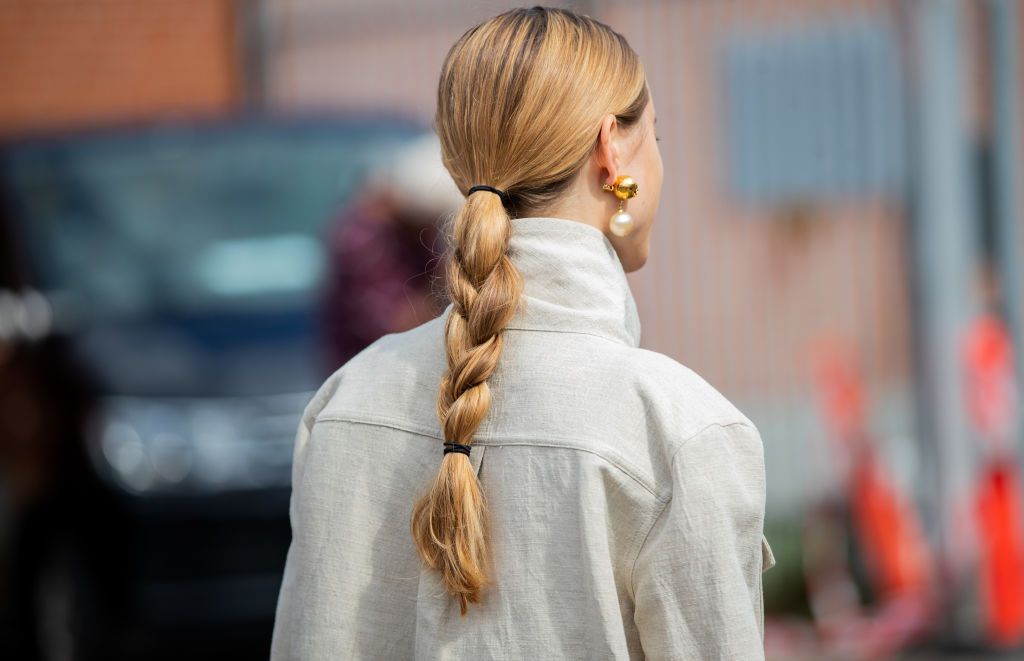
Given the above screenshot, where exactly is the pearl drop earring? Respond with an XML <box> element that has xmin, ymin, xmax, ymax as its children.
<box><xmin>602</xmin><ymin>175</ymin><xmax>639</xmax><ymax>237</ymax></box>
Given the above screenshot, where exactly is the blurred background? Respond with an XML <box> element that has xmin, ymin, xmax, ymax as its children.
<box><xmin>0</xmin><ymin>0</ymin><xmax>1022</xmax><ymax>659</ymax></box>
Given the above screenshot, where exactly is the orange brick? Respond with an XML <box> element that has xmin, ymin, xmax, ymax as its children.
<box><xmin>0</xmin><ymin>0</ymin><xmax>240</xmax><ymax>138</ymax></box>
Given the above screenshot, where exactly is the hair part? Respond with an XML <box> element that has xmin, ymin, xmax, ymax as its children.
<box><xmin>410</xmin><ymin>4</ymin><xmax>648</xmax><ymax>615</ymax></box>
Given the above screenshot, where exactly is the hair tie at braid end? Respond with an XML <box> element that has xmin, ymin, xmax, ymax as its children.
<box><xmin>443</xmin><ymin>441</ymin><xmax>472</xmax><ymax>457</ymax></box>
<box><xmin>467</xmin><ymin>184</ymin><xmax>511</xmax><ymax>207</ymax></box>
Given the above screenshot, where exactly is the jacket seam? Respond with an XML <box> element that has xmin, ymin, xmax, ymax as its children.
<box><xmin>502</xmin><ymin>324</ymin><xmax>635</xmax><ymax>347</ymax></box>
<box><xmin>666</xmin><ymin>420</ymin><xmax>755</xmax><ymax>466</ymax></box>
<box><xmin>314</xmin><ymin>411</ymin><xmax>662</xmax><ymax>498</ymax></box>
<box><xmin>465</xmin><ymin>439</ymin><xmax>659</xmax><ymax>497</ymax></box>
<box><xmin>627</xmin><ymin>420</ymin><xmax>758</xmax><ymax>598</ymax></box>
<box><xmin>628</xmin><ymin>494</ymin><xmax>670</xmax><ymax>603</ymax></box>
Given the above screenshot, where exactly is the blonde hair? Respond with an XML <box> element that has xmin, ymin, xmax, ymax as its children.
<box><xmin>410</xmin><ymin>5</ymin><xmax>649</xmax><ymax>615</ymax></box>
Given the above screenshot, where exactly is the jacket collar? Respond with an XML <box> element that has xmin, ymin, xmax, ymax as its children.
<box><xmin>495</xmin><ymin>216</ymin><xmax>642</xmax><ymax>347</ymax></box>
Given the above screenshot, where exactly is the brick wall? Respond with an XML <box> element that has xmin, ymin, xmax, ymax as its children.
<box><xmin>0</xmin><ymin>0</ymin><xmax>240</xmax><ymax>137</ymax></box>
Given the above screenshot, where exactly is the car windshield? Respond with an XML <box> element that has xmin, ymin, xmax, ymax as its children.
<box><xmin>1</xmin><ymin>119</ymin><xmax>419</xmax><ymax>396</ymax></box>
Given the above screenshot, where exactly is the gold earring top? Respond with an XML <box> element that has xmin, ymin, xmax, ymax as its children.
<box><xmin>603</xmin><ymin>174</ymin><xmax>639</xmax><ymax>200</ymax></box>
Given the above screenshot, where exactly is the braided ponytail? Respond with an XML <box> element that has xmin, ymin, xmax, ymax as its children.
<box><xmin>411</xmin><ymin>5</ymin><xmax>649</xmax><ymax>614</ymax></box>
<box><xmin>410</xmin><ymin>189</ymin><xmax>522</xmax><ymax>615</ymax></box>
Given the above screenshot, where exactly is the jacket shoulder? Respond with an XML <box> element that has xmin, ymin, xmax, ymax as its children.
<box><xmin>613</xmin><ymin>345</ymin><xmax>758</xmax><ymax>452</ymax></box>
<box><xmin>312</xmin><ymin>314</ymin><xmax>447</xmax><ymax>431</ymax></box>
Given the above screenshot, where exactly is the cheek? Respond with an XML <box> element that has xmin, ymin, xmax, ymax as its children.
<box><xmin>639</xmin><ymin>151</ymin><xmax>662</xmax><ymax>230</ymax></box>
<box><xmin>641</xmin><ymin>141</ymin><xmax>662</xmax><ymax>187</ymax></box>
<box><xmin>645</xmin><ymin>145</ymin><xmax>663</xmax><ymax>205</ymax></box>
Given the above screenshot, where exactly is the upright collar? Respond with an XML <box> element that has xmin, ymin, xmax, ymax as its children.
<box><xmin>494</xmin><ymin>216</ymin><xmax>642</xmax><ymax>347</ymax></box>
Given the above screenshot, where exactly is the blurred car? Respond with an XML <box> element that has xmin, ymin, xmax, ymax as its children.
<box><xmin>0</xmin><ymin>113</ymin><xmax>422</xmax><ymax>660</ymax></box>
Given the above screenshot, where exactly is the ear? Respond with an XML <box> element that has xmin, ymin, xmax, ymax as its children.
<box><xmin>594</xmin><ymin>113</ymin><xmax>620</xmax><ymax>186</ymax></box>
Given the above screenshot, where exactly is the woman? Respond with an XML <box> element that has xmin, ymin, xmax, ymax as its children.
<box><xmin>271</xmin><ymin>6</ymin><xmax>774</xmax><ymax>660</ymax></box>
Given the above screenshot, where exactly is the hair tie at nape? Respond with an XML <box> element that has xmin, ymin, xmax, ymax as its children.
<box><xmin>467</xmin><ymin>184</ymin><xmax>511</xmax><ymax>207</ymax></box>
<box><xmin>443</xmin><ymin>441</ymin><xmax>472</xmax><ymax>457</ymax></box>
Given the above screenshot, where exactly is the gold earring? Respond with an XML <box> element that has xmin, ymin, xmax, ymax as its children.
<box><xmin>602</xmin><ymin>174</ymin><xmax>639</xmax><ymax>237</ymax></box>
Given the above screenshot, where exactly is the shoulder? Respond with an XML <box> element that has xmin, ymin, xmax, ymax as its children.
<box><xmin>605</xmin><ymin>347</ymin><xmax>765</xmax><ymax>510</ymax></box>
<box><xmin>619</xmin><ymin>344</ymin><xmax>754</xmax><ymax>430</ymax></box>
<box><xmin>600</xmin><ymin>344</ymin><xmax>760</xmax><ymax>463</ymax></box>
<box><xmin>493</xmin><ymin>330</ymin><xmax>758</xmax><ymax>486</ymax></box>
<box><xmin>303</xmin><ymin>314</ymin><xmax>447</xmax><ymax>431</ymax></box>
<box><xmin>335</xmin><ymin>313</ymin><xmax>446</xmax><ymax>378</ymax></box>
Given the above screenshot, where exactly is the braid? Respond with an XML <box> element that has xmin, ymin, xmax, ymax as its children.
<box><xmin>413</xmin><ymin>4</ymin><xmax>648</xmax><ymax>616</ymax></box>
<box><xmin>410</xmin><ymin>191</ymin><xmax>523</xmax><ymax>614</ymax></box>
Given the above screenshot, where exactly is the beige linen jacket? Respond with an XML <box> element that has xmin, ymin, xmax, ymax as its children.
<box><xmin>270</xmin><ymin>216</ymin><xmax>776</xmax><ymax>660</ymax></box>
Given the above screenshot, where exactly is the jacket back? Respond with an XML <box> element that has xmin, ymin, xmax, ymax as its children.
<box><xmin>270</xmin><ymin>216</ymin><xmax>775</xmax><ymax>660</ymax></box>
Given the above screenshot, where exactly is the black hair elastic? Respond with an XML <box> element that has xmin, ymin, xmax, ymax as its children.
<box><xmin>467</xmin><ymin>184</ymin><xmax>511</xmax><ymax>207</ymax></box>
<box><xmin>443</xmin><ymin>441</ymin><xmax>472</xmax><ymax>457</ymax></box>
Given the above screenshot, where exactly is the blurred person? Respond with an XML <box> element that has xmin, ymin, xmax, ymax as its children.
<box><xmin>321</xmin><ymin>133</ymin><xmax>461</xmax><ymax>370</ymax></box>
<box><xmin>271</xmin><ymin>6</ymin><xmax>773</xmax><ymax>660</ymax></box>
<box><xmin>0</xmin><ymin>202</ymin><xmax>94</xmax><ymax>660</ymax></box>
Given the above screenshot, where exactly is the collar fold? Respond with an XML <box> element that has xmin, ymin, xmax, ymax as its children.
<box><xmin>498</xmin><ymin>216</ymin><xmax>642</xmax><ymax>347</ymax></box>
